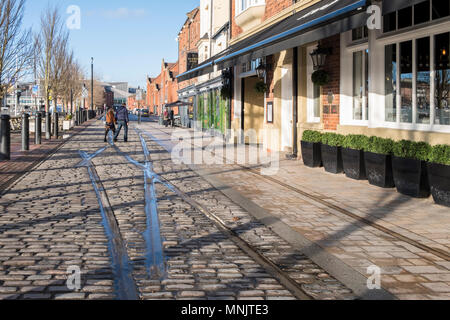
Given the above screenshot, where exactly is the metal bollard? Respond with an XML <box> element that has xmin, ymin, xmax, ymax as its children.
<box><xmin>138</xmin><ymin>110</ymin><xmax>142</xmax><ymax>124</ymax></box>
<box><xmin>53</xmin><ymin>113</ymin><xmax>59</xmax><ymax>139</ymax></box>
<box><xmin>22</xmin><ymin>113</ymin><xmax>30</xmax><ymax>151</ymax></box>
<box><xmin>35</xmin><ymin>113</ymin><xmax>42</xmax><ymax>145</ymax></box>
<box><xmin>45</xmin><ymin>112</ymin><xmax>51</xmax><ymax>140</ymax></box>
<box><xmin>0</xmin><ymin>115</ymin><xmax>11</xmax><ymax>160</ymax></box>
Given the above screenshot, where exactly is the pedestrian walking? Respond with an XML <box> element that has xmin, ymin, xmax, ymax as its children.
<box><xmin>113</xmin><ymin>103</ymin><xmax>129</xmax><ymax>142</ymax></box>
<box><xmin>104</xmin><ymin>107</ymin><xmax>117</xmax><ymax>142</ymax></box>
<box><xmin>163</xmin><ymin>109</ymin><xmax>169</xmax><ymax>127</ymax></box>
<box><xmin>170</xmin><ymin>109</ymin><xmax>175</xmax><ymax>127</ymax></box>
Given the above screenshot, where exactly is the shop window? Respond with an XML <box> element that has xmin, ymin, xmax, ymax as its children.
<box><xmin>432</xmin><ymin>0</ymin><xmax>450</xmax><ymax>20</ymax></box>
<box><xmin>435</xmin><ymin>32</ymin><xmax>450</xmax><ymax>125</ymax></box>
<box><xmin>383</xmin><ymin>11</ymin><xmax>396</xmax><ymax>33</ymax></box>
<box><xmin>383</xmin><ymin>0</ymin><xmax>448</xmax><ymax>33</ymax></box>
<box><xmin>414</xmin><ymin>0</ymin><xmax>430</xmax><ymax>25</ymax></box>
<box><xmin>400</xmin><ymin>41</ymin><xmax>413</xmax><ymax>123</ymax></box>
<box><xmin>384</xmin><ymin>32</ymin><xmax>450</xmax><ymax>126</ymax></box>
<box><xmin>352</xmin><ymin>50</ymin><xmax>369</xmax><ymax>120</ymax></box>
<box><xmin>385</xmin><ymin>44</ymin><xmax>397</xmax><ymax>122</ymax></box>
<box><xmin>416</xmin><ymin>37</ymin><xmax>431</xmax><ymax>124</ymax></box>
<box><xmin>352</xmin><ymin>26</ymin><xmax>368</xmax><ymax>42</ymax></box>
<box><xmin>398</xmin><ymin>6</ymin><xmax>413</xmax><ymax>29</ymax></box>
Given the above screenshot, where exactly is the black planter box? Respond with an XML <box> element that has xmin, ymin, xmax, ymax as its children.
<box><xmin>364</xmin><ymin>152</ymin><xmax>395</xmax><ymax>188</ymax></box>
<box><xmin>392</xmin><ymin>156</ymin><xmax>430</xmax><ymax>198</ymax></box>
<box><xmin>427</xmin><ymin>162</ymin><xmax>450</xmax><ymax>207</ymax></box>
<box><xmin>301</xmin><ymin>141</ymin><xmax>322</xmax><ymax>168</ymax></box>
<box><xmin>342</xmin><ymin>148</ymin><xmax>366</xmax><ymax>180</ymax></box>
<box><xmin>321</xmin><ymin>144</ymin><xmax>343</xmax><ymax>174</ymax></box>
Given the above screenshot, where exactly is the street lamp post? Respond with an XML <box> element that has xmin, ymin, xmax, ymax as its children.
<box><xmin>91</xmin><ymin>57</ymin><xmax>94</xmax><ymax>118</ymax></box>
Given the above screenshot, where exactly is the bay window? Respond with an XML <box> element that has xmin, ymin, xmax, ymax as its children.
<box><xmin>384</xmin><ymin>31</ymin><xmax>450</xmax><ymax>126</ymax></box>
<box><xmin>435</xmin><ymin>32</ymin><xmax>450</xmax><ymax>125</ymax></box>
<box><xmin>236</xmin><ymin>0</ymin><xmax>265</xmax><ymax>16</ymax></box>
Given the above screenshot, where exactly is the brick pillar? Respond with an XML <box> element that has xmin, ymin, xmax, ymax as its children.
<box><xmin>321</xmin><ymin>35</ymin><xmax>341</xmax><ymax>131</ymax></box>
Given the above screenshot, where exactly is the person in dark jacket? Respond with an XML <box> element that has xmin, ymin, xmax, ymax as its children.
<box><xmin>170</xmin><ymin>109</ymin><xmax>175</xmax><ymax>127</ymax></box>
<box><xmin>113</xmin><ymin>103</ymin><xmax>129</xmax><ymax>142</ymax></box>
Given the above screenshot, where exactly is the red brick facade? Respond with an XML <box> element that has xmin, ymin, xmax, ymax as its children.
<box><xmin>147</xmin><ymin>60</ymin><xmax>179</xmax><ymax>116</ymax></box>
<box><xmin>320</xmin><ymin>35</ymin><xmax>341</xmax><ymax>131</ymax></box>
<box><xmin>178</xmin><ymin>8</ymin><xmax>200</xmax><ymax>91</ymax></box>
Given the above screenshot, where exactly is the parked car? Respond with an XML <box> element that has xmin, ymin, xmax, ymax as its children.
<box><xmin>141</xmin><ymin>109</ymin><xmax>150</xmax><ymax>117</ymax></box>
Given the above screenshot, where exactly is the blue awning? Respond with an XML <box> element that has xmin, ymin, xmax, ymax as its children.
<box><xmin>177</xmin><ymin>0</ymin><xmax>368</xmax><ymax>81</ymax></box>
<box><xmin>215</xmin><ymin>0</ymin><xmax>367</xmax><ymax>66</ymax></box>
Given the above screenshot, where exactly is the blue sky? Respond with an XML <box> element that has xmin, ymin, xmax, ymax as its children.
<box><xmin>23</xmin><ymin>0</ymin><xmax>199</xmax><ymax>88</ymax></box>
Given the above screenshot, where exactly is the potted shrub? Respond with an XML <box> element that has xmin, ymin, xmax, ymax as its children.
<box><xmin>301</xmin><ymin>130</ymin><xmax>322</xmax><ymax>168</ymax></box>
<box><xmin>364</xmin><ymin>137</ymin><xmax>395</xmax><ymax>188</ymax></box>
<box><xmin>427</xmin><ymin>145</ymin><xmax>450</xmax><ymax>207</ymax></box>
<box><xmin>321</xmin><ymin>132</ymin><xmax>345</xmax><ymax>174</ymax></box>
<box><xmin>392</xmin><ymin>140</ymin><xmax>431</xmax><ymax>198</ymax></box>
<box><xmin>342</xmin><ymin>135</ymin><xmax>369</xmax><ymax>180</ymax></box>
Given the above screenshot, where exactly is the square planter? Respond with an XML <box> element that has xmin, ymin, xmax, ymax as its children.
<box><xmin>364</xmin><ymin>152</ymin><xmax>395</xmax><ymax>188</ymax></box>
<box><xmin>342</xmin><ymin>148</ymin><xmax>366</xmax><ymax>180</ymax></box>
<box><xmin>321</xmin><ymin>144</ymin><xmax>343</xmax><ymax>174</ymax></box>
<box><xmin>427</xmin><ymin>163</ymin><xmax>450</xmax><ymax>207</ymax></box>
<box><xmin>392</xmin><ymin>156</ymin><xmax>430</xmax><ymax>198</ymax></box>
<box><xmin>301</xmin><ymin>141</ymin><xmax>322</xmax><ymax>168</ymax></box>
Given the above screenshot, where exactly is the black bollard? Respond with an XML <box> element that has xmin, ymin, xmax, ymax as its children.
<box><xmin>22</xmin><ymin>113</ymin><xmax>30</xmax><ymax>151</ymax></box>
<box><xmin>45</xmin><ymin>112</ymin><xmax>51</xmax><ymax>140</ymax></box>
<box><xmin>0</xmin><ymin>115</ymin><xmax>11</xmax><ymax>160</ymax></box>
<box><xmin>138</xmin><ymin>110</ymin><xmax>142</xmax><ymax>124</ymax></box>
<box><xmin>53</xmin><ymin>113</ymin><xmax>59</xmax><ymax>139</ymax></box>
<box><xmin>35</xmin><ymin>113</ymin><xmax>42</xmax><ymax>145</ymax></box>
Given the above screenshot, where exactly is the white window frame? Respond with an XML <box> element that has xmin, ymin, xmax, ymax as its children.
<box><xmin>376</xmin><ymin>21</ymin><xmax>450</xmax><ymax>133</ymax></box>
<box><xmin>341</xmin><ymin>34</ymin><xmax>369</xmax><ymax>126</ymax></box>
<box><xmin>235</xmin><ymin>0</ymin><xmax>265</xmax><ymax>16</ymax></box>
<box><xmin>307</xmin><ymin>44</ymin><xmax>321</xmax><ymax>123</ymax></box>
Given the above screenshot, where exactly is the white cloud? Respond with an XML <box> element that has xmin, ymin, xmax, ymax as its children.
<box><xmin>101</xmin><ymin>8</ymin><xmax>146</xmax><ymax>19</ymax></box>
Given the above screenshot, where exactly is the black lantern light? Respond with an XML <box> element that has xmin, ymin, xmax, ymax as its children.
<box><xmin>310</xmin><ymin>45</ymin><xmax>331</xmax><ymax>71</ymax></box>
<box><xmin>256</xmin><ymin>62</ymin><xmax>266</xmax><ymax>80</ymax></box>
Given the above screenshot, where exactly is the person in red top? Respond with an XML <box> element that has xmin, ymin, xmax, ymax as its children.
<box><xmin>104</xmin><ymin>107</ymin><xmax>117</xmax><ymax>142</ymax></box>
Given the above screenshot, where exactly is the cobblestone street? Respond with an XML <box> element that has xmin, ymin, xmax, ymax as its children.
<box><xmin>0</xmin><ymin>120</ymin><xmax>359</xmax><ymax>300</ymax></box>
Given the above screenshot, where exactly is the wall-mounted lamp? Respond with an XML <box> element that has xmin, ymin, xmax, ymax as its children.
<box><xmin>310</xmin><ymin>45</ymin><xmax>332</xmax><ymax>71</ymax></box>
<box><xmin>256</xmin><ymin>62</ymin><xmax>267</xmax><ymax>80</ymax></box>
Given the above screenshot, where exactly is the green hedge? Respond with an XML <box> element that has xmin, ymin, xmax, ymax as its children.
<box><xmin>393</xmin><ymin>140</ymin><xmax>431</xmax><ymax>161</ymax></box>
<box><xmin>302</xmin><ymin>130</ymin><xmax>322</xmax><ymax>143</ymax></box>
<box><xmin>321</xmin><ymin>132</ymin><xmax>345</xmax><ymax>147</ymax></box>
<box><xmin>429</xmin><ymin>145</ymin><xmax>450</xmax><ymax>166</ymax></box>
<box><xmin>342</xmin><ymin>134</ymin><xmax>370</xmax><ymax>151</ymax></box>
<box><xmin>301</xmin><ymin>131</ymin><xmax>448</xmax><ymax>163</ymax></box>
<box><xmin>365</xmin><ymin>136</ymin><xmax>395</xmax><ymax>155</ymax></box>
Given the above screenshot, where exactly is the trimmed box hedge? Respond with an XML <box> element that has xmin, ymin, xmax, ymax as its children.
<box><xmin>321</xmin><ymin>132</ymin><xmax>345</xmax><ymax>147</ymax></box>
<box><xmin>302</xmin><ymin>130</ymin><xmax>322</xmax><ymax>143</ymax></box>
<box><xmin>428</xmin><ymin>145</ymin><xmax>450</xmax><ymax>166</ymax></box>
<box><xmin>393</xmin><ymin>140</ymin><xmax>431</xmax><ymax>162</ymax></box>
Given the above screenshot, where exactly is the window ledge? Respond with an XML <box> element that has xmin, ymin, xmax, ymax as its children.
<box><xmin>235</xmin><ymin>5</ymin><xmax>266</xmax><ymax>32</ymax></box>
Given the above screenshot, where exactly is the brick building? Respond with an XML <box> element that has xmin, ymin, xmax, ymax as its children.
<box><xmin>175</xmin><ymin>0</ymin><xmax>450</xmax><ymax>153</ymax></box>
<box><xmin>147</xmin><ymin>60</ymin><xmax>179</xmax><ymax>116</ymax></box>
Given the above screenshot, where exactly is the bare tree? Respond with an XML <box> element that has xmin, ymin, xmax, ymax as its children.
<box><xmin>0</xmin><ymin>0</ymin><xmax>34</xmax><ymax>106</ymax></box>
<box><xmin>35</xmin><ymin>5</ymin><xmax>68</xmax><ymax>113</ymax></box>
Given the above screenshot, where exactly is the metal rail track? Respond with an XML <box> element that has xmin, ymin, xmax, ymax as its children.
<box><xmin>133</xmin><ymin>127</ymin><xmax>313</xmax><ymax>300</ymax></box>
<box><xmin>146</xmin><ymin>125</ymin><xmax>450</xmax><ymax>263</ymax></box>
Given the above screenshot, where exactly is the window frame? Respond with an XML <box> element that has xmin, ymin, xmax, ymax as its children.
<box><xmin>378</xmin><ymin>21</ymin><xmax>450</xmax><ymax>132</ymax></box>
<box><xmin>306</xmin><ymin>44</ymin><xmax>321</xmax><ymax>123</ymax></box>
<box><xmin>341</xmin><ymin>33</ymin><xmax>369</xmax><ymax>127</ymax></box>
<box><xmin>235</xmin><ymin>0</ymin><xmax>266</xmax><ymax>16</ymax></box>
